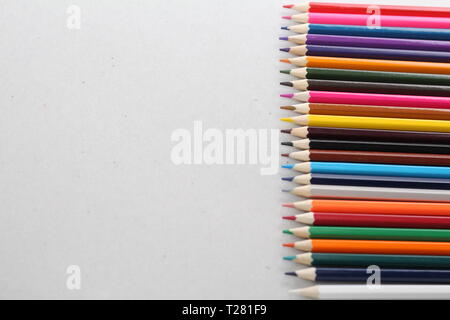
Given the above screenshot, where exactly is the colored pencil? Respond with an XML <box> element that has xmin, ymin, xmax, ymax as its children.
<box><xmin>284</xmin><ymin>2</ymin><xmax>450</xmax><ymax>17</ymax></box>
<box><xmin>284</xmin><ymin>252</ymin><xmax>450</xmax><ymax>269</ymax></box>
<box><xmin>281</xmin><ymin>185</ymin><xmax>450</xmax><ymax>202</ymax></box>
<box><xmin>280</xmin><ymin>68</ymin><xmax>450</xmax><ymax>86</ymax></box>
<box><xmin>279</xmin><ymin>34</ymin><xmax>450</xmax><ymax>51</ymax></box>
<box><xmin>281</xmin><ymin>149</ymin><xmax>450</xmax><ymax>166</ymax></box>
<box><xmin>284</xmin><ymin>226</ymin><xmax>450</xmax><ymax>241</ymax></box>
<box><xmin>281</xmin><ymin>199</ymin><xmax>450</xmax><ymax>216</ymax></box>
<box><xmin>287</xmin><ymin>267</ymin><xmax>450</xmax><ymax>284</ymax></box>
<box><xmin>280</xmin><ymin>56</ymin><xmax>450</xmax><ymax>74</ymax></box>
<box><xmin>280</xmin><ymin>80</ymin><xmax>450</xmax><ymax>97</ymax></box>
<box><xmin>282</xmin><ymin>139</ymin><xmax>450</xmax><ymax>154</ymax></box>
<box><xmin>281</xmin><ymin>103</ymin><xmax>450</xmax><ymax>120</ymax></box>
<box><xmin>285</xmin><ymin>213</ymin><xmax>450</xmax><ymax>230</ymax></box>
<box><xmin>281</xmin><ymin>45</ymin><xmax>450</xmax><ymax>63</ymax></box>
<box><xmin>283</xmin><ymin>239</ymin><xmax>450</xmax><ymax>255</ymax></box>
<box><xmin>280</xmin><ymin>114</ymin><xmax>450</xmax><ymax>132</ymax></box>
<box><xmin>280</xmin><ymin>91</ymin><xmax>450</xmax><ymax>110</ymax></box>
<box><xmin>290</xmin><ymin>284</ymin><xmax>450</xmax><ymax>299</ymax></box>
<box><xmin>283</xmin><ymin>174</ymin><xmax>450</xmax><ymax>190</ymax></box>
<box><xmin>281</xmin><ymin>24</ymin><xmax>450</xmax><ymax>41</ymax></box>
<box><xmin>282</xmin><ymin>162</ymin><xmax>450</xmax><ymax>179</ymax></box>
<box><xmin>282</xmin><ymin>127</ymin><xmax>450</xmax><ymax>144</ymax></box>
<box><xmin>284</xmin><ymin>13</ymin><xmax>450</xmax><ymax>29</ymax></box>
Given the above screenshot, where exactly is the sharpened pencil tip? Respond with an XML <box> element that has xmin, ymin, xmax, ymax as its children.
<box><xmin>285</xmin><ymin>272</ymin><xmax>297</xmax><ymax>276</ymax></box>
<box><xmin>283</xmin><ymin>243</ymin><xmax>295</xmax><ymax>247</ymax></box>
<box><xmin>279</xmin><ymin>35</ymin><xmax>289</xmax><ymax>39</ymax></box>
<box><xmin>283</xmin><ymin>255</ymin><xmax>296</xmax><ymax>261</ymax></box>
<box><xmin>283</xmin><ymin>4</ymin><xmax>294</xmax><ymax>9</ymax></box>
<box><xmin>280</xmin><ymin>93</ymin><xmax>294</xmax><ymax>98</ymax></box>
<box><xmin>283</xmin><ymin>229</ymin><xmax>293</xmax><ymax>234</ymax></box>
<box><xmin>282</xmin><ymin>15</ymin><xmax>292</xmax><ymax>20</ymax></box>
<box><xmin>283</xmin><ymin>215</ymin><xmax>296</xmax><ymax>220</ymax></box>
<box><xmin>280</xmin><ymin>69</ymin><xmax>291</xmax><ymax>74</ymax></box>
<box><xmin>281</xmin><ymin>189</ymin><xmax>291</xmax><ymax>193</ymax></box>
<box><xmin>282</xmin><ymin>203</ymin><xmax>295</xmax><ymax>208</ymax></box>
<box><xmin>281</xmin><ymin>153</ymin><xmax>290</xmax><ymax>157</ymax></box>
<box><xmin>282</xmin><ymin>164</ymin><xmax>294</xmax><ymax>169</ymax></box>
<box><xmin>280</xmin><ymin>59</ymin><xmax>290</xmax><ymax>64</ymax></box>
<box><xmin>280</xmin><ymin>48</ymin><xmax>290</xmax><ymax>53</ymax></box>
<box><xmin>280</xmin><ymin>105</ymin><xmax>295</xmax><ymax>111</ymax></box>
<box><xmin>281</xmin><ymin>177</ymin><xmax>294</xmax><ymax>181</ymax></box>
<box><xmin>281</xmin><ymin>141</ymin><xmax>293</xmax><ymax>146</ymax></box>
<box><xmin>280</xmin><ymin>81</ymin><xmax>293</xmax><ymax>87</ymax></box>
<box><xmin>280</xmin><ymin>117</ymin><xmax>294</xmax><ymax>123</ymax></box>
<box><xmin>281</xmin><ymin>129</ymin><xmax>292</xmax><ymax>134</ymax></box>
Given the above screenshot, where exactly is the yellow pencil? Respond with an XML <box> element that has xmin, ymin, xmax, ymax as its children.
<box><xmin>280</xmin><ymin>115</ymin><xmax>450</xmax><ymax>133</ymax></box>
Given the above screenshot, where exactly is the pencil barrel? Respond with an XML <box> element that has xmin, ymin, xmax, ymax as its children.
<box><xmin>310</xmin><ymin>253</ymin><xmax>450</xmax><ymax>269</ymax></box>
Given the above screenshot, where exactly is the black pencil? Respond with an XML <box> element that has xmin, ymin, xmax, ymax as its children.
<box><xmin>281</xmin><ymin>127</ymin><xmax>450</xmax><ymax>144</ymax></box>
<box><xmin>280</xmin><ymin>79</ymin><xmax>450</xmax><ymax>97</ymax></box>
<box><xmin>282</xmin><ymin>173</ymin><xmax>450</xmax><ymax>190</ymax></box>
<box><xmin>282</xmin><ymin>139</ymin><xmax>450</xmax><ymax>154</ymax></box>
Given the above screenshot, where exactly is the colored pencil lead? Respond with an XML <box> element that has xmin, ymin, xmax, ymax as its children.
<box><xmin>280</xmin><ymin>59</ymin><xmax>290</xmax><ymax>63</ymax></box>
<box><xmin>283</xmin><ymin>256</ymin><xmax>296</xmax><ymax>261</ymax></box>
<box><xmin>285</xmin><ymin>272</ymin><xmax>297</xmax><ymax>276</ymax></box>
<box><xmin>280</xmin><ymin>129</ymin><xmax>292</xmax><ymax>134</ymax></box>
<box><xmin>281</xmin><ymin>189</ymin><xmax>291</xmax><ymax>193</ymax></box>
<box><xmin>282</xmin><ymin>177</ymin><xmax>294</xmax><ymax>181</ymax></box>
<box><xmin>280</xmin><ymin>81</ymin><xmax>293</xmax><ymax>87</ymax></box>
<box><xmin>283</xmin><ymin>4</ymin><xmax>294</xmax><ymax>9</ymax></box>
<box><xmin>281</xmin><ymin>164</ymin><xmax>295</xmax><ymax>169</ymax></box>
<box><xmin>280</xmin><ymin>93</ymin><xmax>294</xmax><ymax>98</ymax></box>
<box><xmin>283</xmin><ymin>216</ymin><xmax>296</xmax><ymax>220</ymax></box>
<box><xmin>281</xmin><ymin>141</ymin><xmax>294</xmax><ymax>146</ymax></box>
<box><xmin>283</xmin><ymin>229</ymin><xmax>293</xmax><ymax>235</ymax></box>
<box><xmin>282</xmin><ymin>202</ymin><xmax>295</xmax><ymax>208</ymax></box>
<box><xmin>281</xmin><ymin>153</ymin><xmax>290</xmax><ymax>157</ymax></box>
<box><xmin>283</xmin><ymin>243</ymin><xmax>295</xmax><ymax>247</ymax></box>
<box><xmin>282</xmin><ymin>16</ymin><xmax>292</xmax><ymax>20</ymax></box>
<box><xmin>280</xmin><ymin>106</ymin><xmax>295</xmax><ymax>111</ymax></box>
<box><xmin>280</xmin><ymin>70</ymin><xmax>291</xmax><ymax>74</ymax></box>
<box><xmin>280</xmin><ymin>117</ymin><xmax>294</xmax><ymax>122</ymax></box>
<box><xmin>279</xmin><ymin>36</ymin><xmax>289</xmax><ymax>40</ymax></box>
<box><xmin>280</xmin><ymin>48</ymin><xmax>290</xmax><ymax>53</ymax></box>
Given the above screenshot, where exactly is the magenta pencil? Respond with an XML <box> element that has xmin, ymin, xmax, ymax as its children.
<box><xmin>280</xmin><ymin>91</ymin><xmax>450</xmax><ymax>109</ymax></box>
<box><xmin>285</xmin><ymin>13</ymin><xmax>450</xmax><ymax>29</ymax></box>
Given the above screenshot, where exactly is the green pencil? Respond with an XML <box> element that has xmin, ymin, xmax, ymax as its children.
<box><xmin>283</xmin><ymin>226</ymin><xmax>450</xmax><ymax>242</ymax></box>
<box><xmin>280</xmin><ymin>67</ymin><xmax>450</xmax><ymax>86</ymax></box>
<box><xmin>284</xmin><ymin>253</ymin><xmax>450</xmax><ymax>269</ymax></box>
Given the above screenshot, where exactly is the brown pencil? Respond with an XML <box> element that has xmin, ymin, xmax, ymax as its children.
<box><xmin>287</xmin><ymin>149</ymin><xmax>450</xmax><ymax>166</ymax></box>
<box><xmin>281</xmin><ymin>103</ymin><xmax>450</xmax><ymax>121</ymax></box>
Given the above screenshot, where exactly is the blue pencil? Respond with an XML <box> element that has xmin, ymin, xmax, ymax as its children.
<box><xmin>283</xmin><ymin>24</ymin><xmax>450</xmax><ymax>41</ymax></box>
<box><xmin>282</xmin><ymin>162</ymin><xmax>450</xmax><ymax>179</ymax></box>
<box><xmin>287</xmin><ymin>267</ymin><xmax>450</xmax><ymax>283</ymax></box>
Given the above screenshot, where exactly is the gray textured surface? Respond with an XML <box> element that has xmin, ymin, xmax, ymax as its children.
<box><xmin>0</xmin><ymin>0</ymin><xmax>445</xmax><ymax>299</ymax></box>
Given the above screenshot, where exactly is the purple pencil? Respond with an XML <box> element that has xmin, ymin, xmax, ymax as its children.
<box><xmin>280</xmin><ymin>34</ymin><xmax>450</xmax><ymax>52</ymax></box>
<box><xmin>280</xmin><ymin>45</ymin><xmax>450</xmax><ymax>63</ymax></box>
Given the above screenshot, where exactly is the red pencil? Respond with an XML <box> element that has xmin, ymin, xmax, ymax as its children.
<box><xmin>284</xmin><ymin>2</ymin><xmax>450</xmax><ymax>17</ymax></box>
<box><xmin>284</xmin><ymin>212</ymin><xmax>450</xmax><ymax>229</ymax></box>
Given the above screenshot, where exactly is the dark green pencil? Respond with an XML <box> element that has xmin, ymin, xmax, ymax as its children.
<box><xmin>284</xmin><ymin>252</ymin><xmax>450</xmax><ymax>269</ymax></box>
<box><xmin>280</xmin><ymin>67</ymin><xmax>450</xmax><ymax>86</ymax></box>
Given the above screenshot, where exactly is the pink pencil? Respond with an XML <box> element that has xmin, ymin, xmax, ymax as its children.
<box><xmin>285</xmin><ymin>13</ymin><xmax>450</xmax><ymax>29</ymax></box>
<box><xmin>280</xmin><ymin>91</ymin><xmax>450</xmax><ymax>109</ymax></box>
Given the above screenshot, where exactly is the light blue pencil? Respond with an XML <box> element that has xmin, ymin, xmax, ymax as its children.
<box><xmin>282</xmin><ymin>162</ymin><xmax>450</xmax><ymax>179</ymax></box>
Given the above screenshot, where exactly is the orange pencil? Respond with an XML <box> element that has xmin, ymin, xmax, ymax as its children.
<box><xmin>284</xmin><ymin>239</ymin><xmax>450</xmax><ymax>255</ymax></box>
<box><xmin>284</xmin><ymin>199</ymin><xmax>450</xmax><ymax>216</ymax></box>
<box><xmin>280</xmin><ymin>56</ymin><xmax>450</xmax><ymax>75</ymax></box>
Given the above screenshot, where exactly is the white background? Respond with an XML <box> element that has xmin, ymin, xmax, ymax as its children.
<box><xmin>0</xmin><ymin>0</ymin><xmax>447</xmax><ymax>299</ymax></box>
